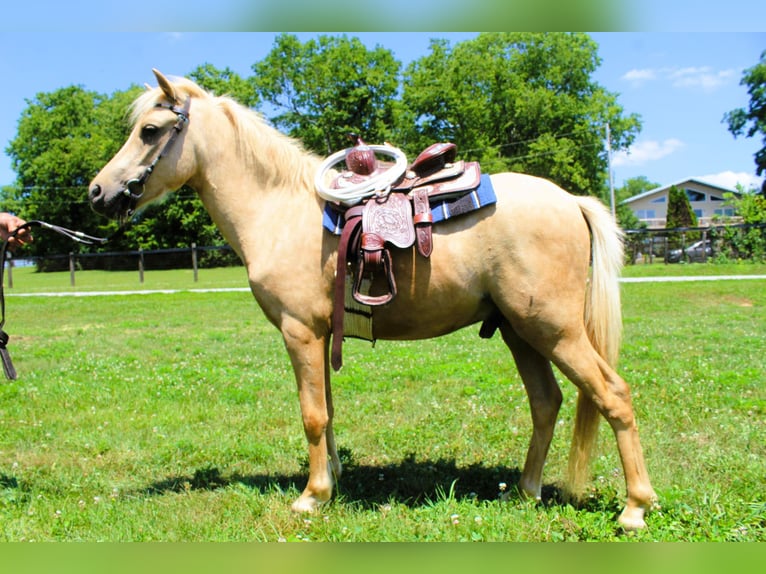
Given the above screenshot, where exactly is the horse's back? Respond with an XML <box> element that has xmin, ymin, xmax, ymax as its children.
<box><xmin>370</xmin><ymin>172</ymin><xmax>594</xmax><ymax>340</ymax></box>
<box><xmin>489</xmin><ymin>172</ymin><xmax>588</xmax><ymax>224</ymax></box>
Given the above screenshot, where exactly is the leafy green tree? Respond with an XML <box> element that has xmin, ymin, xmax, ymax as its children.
<box><xmin>617</xmin><ymin>176</ymin><xmax>660</xmax><ymax>203</ymax></box>
<box><xmin>4</xmin><ymin>85</ymin><xmax>140</xmax><ymax>265</ymax></box>
<box><xmin>5</xmin><ymin>32</ymin><xmax>646</xmax><ymax>269</ymax></box>
<box><xmin>719</xmin><ymin>190</ymin><xmax>766</xmax><ymax>261</ymax></box>
<box><xmin>397</xmin><ymin>33</ymin><xmax>642</xmax><ymax>197</ymax></box>
<box><xmin>251</xmin><ymin>33</ymin><xmax>401</xmax><ymax>155</ymax></box>
<box><xmin>664</xmin><ymin>185</ymin><xmax>700</xmax><ymax>260</ymax></box>
<box><xmin>189</xmin><ymin>63</ymin><xmax>258</xmax><ymax>107</ymax></box>
<box><xmin>5</xmin><ymin>84</ymin><xmax>228</xmax><ymax>268</ymax></box>
<box><xmin>666</xmin><ymin>185</ymin><xmax>698</xmax><ymax>230</ymax></box>
<box><xmin>724</xmin><ymin>50</ymin><xmax>766</xmax><ymax>196</ymax></box>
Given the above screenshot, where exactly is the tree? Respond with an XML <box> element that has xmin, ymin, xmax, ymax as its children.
<box><xmin>5</xmin><ymin>33</ymin><xmax>644</xmax><ymax>267</ymax></box>
<box><xmin>251</xmin><ymin>33</ymin><xmax>401</xmax><ymax>155</ymax></box>
<box><xmin>664</xmin><ymin>185</ymin><xmax>700</xmax><ymax>260</ymax></box>
<box><xmin>188</xmin><ymin>64</ymin><xmax>258</xmax><ymax>107</ymax></box>
<box><xmin>5</xmin><ymin>84</ymin><xmax>229</xmax><ymax>268</ymax></box>
<box><xmin>720</xmin><ymin>189</ymin><xmax>766</xmax><ymax>260</ymax></box>
<box><xmin>616</xmin><ymin>175</ymin><xmax>660</xmax><ymax>203</ymax></box>
<box><xmin>4</xmin><ymin>85</ymin><xmax>139</xmax><ymax>265</ymax></box>
<box><xmin>724</xmin><ymin>50</ymin><xmax>766</xmax><ymax>196</ymax></box>
<box><xmin>666</xmin><ymin>185</ymin><xmax>698</xmax><ymax>230</ymax></box>
<box><xmin>397</xmin><ymin>33</ymin><xmax>642</xmax><ymax>197</ymax></box>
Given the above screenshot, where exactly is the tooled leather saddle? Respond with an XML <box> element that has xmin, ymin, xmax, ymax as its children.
<box><xmin>326</xmin><ymin>136</ymin><xmax>484</xmax><ymax>370</ymax></box>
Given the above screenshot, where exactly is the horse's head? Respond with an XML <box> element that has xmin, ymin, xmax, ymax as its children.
<box><xmin>89</xmin><ymin>69</ymin><xmax>196</xmax><ymax>222</ymax></box>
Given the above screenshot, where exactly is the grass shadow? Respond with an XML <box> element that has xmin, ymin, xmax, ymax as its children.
<box><xmin>0</xmin><ymin>474</ymin><xmax>19</xmax><ymax>489</ymax></box>
<box><xmin>136</xmin><ymin>448</ymin><xmax>571</xmax><ymax>511</ymax></box>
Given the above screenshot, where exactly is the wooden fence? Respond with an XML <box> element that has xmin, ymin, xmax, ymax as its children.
<box><xmin>5</xmin><ymin>221</ymin><xmax>766</xmax><ymax>287</ymax></box>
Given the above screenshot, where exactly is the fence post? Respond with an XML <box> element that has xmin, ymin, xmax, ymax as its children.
<box><xmin>191</xmin><ymin>242</ymin><xmax>198</xmax><ymax>282</ymax></box>
<box><xmin>69</xmin><ymin>252</ymin><xmax>75</xmax><ymax>286</ymax></box>
<box><xmin>138</xmin><ymin>249</ymin><xmax>145</xmax><ymax>284</ymax></box>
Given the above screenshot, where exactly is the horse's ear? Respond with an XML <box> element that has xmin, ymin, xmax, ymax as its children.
<box><xmin>152</xmin><ymin>68</ymin><xmax>178</xmax><ymax>104</ymax></box>
<box><xmin>143</xmin><ymin>83</ymin><xmax>152</xmax><ymax>91</ymax></box>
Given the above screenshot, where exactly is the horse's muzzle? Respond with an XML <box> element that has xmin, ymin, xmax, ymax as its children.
<box><xmin>88</xmin><ymin>183</ymin><xmax>137</xmax><ymax>219</ymax></box>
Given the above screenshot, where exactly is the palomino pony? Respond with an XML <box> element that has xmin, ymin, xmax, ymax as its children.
<box><xmin>88</xmin><ymin>70</ymin><xmax>656</xmax><ymax>530</ymax></box>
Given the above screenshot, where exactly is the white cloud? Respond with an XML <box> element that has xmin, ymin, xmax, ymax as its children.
<box><xmin>667</xmin><ymin>66</ymin><xmax>738</xmax><ymax>91</ymax></box>
<box><xmin>621</xmin><ymin>68</ymin><xmax>656</xmax><ymax>85</ymax></box>
<box><xmin>612</xmin><ymin>138</ymin><xmax>685</xmax><ymax>167</ymax></box>
<box><xmin>696</xmin><ymin>171</ymin><xmax>763</xmax><ymax>191</ymax></box>
<box><xmin>621</xmin><ymin>66</ymin><xmax>738</xmax><ymax>91</ymax></box>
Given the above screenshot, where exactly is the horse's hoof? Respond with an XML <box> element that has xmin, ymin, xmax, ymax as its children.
<box><xmin>291</xmin><ymin>494</ymin><xmax>327</xmax><ymax>513</ymax></box>
<box><xmin>516</xmin><ymin>479</ymin><xmax>542</xmax><ymax>502</ymax></box>
<box><xmin>618</xmin><ymin>506</ymin><xmax>647</xmax><ymax>531</ymax></box>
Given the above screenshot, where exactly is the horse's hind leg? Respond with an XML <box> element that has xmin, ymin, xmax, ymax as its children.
<box><xmin>499</xmin><ymin>321</ymin><xmax>562</xmax><ymax>501</ymax></box>
<box><xmin>551</xmin><ymin>332</ymin><xmax>656</xmax><ymax>530</ymax></box>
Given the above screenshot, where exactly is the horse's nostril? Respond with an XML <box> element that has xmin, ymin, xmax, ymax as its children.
<box><xmin>89</xmin><ymin>184</ymin><xmax>102</xmax><ymax>202</ymax></box>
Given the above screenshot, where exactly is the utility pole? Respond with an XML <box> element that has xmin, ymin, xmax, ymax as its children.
<box><xmin>606</xmin><ymin>123</ymin><xmax>616</xmax><ymax>218</ymax></box>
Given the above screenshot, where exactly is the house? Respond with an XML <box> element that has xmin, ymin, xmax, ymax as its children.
<box><xmin>621</xmin><ymin>178</ymin><xmax>741</xmax><ymax>229</ymax></box>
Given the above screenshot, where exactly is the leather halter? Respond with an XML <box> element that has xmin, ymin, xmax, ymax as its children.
<box><xmin>123</xmin><ymin>96</ymin><xmax>191</xmax><ymax>214</ymax></box>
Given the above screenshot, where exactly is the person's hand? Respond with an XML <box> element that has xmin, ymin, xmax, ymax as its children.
<box><xmin>0</xmin><ymin>213</ymin><xmax>31</xmax><ymax>248</ymax></box>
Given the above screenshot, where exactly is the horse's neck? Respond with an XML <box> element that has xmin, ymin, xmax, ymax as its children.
<box><xmin>193</xmin><ymin>144</ymin><xmax>325</xmax><ymax>271</ymax></box>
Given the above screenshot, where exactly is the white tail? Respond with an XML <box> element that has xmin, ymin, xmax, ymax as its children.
<box><xmin>577</xmin><ymin>195</ymin><xmax>624</xmax><ymax>367</ymax></box>
<box><xmin>567</xmin><ymin>196</ymin><xmax>625</xmax><ymax>496</ymax></box>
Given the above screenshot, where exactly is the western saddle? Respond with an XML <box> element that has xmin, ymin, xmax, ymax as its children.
<box><xmin>324</xmin><ymin>136</ymin><xmax>484</xmax><ymax>370</ymax></box>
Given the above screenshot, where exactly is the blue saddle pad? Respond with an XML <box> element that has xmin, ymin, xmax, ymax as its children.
<box><xmin>322</xmin><ymin>173</ymin><xmax>497</xmax><ymax>235</ymax></box>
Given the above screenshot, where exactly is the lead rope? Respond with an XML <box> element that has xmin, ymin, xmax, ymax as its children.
<box><xmin>0</xmin><ymin>220</ymin><xmax>108</xmax><ymax>380</ymax></box>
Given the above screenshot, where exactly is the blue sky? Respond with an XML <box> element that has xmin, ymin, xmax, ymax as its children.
<box><xmin>0</xmin><ymin>31</ymin><xmax>764</xmax><ymax>195</ymax></box>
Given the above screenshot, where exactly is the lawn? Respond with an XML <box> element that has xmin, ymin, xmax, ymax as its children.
<box><xmin>0</xmin><ymin>263</ymin><xmax>764</xmax><ymax>541</ymax></box>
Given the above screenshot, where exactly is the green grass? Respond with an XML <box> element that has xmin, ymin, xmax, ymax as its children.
<box><xmin>621</xmin><ymin>260</ymin><xmax>766</xmax><ymax>278</ymax></box>
<box><xmin>0</xmin><ymin>265</ymin><xmax>764</xmax><ymax>541</ymax></box>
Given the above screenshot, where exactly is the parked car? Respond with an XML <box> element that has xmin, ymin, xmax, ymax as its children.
<box><xmin>666</xmin><ymin>239</ymin><xmax>713</xmax><ymax>263</ymax></box>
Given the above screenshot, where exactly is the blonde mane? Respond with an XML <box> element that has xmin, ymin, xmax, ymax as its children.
<box><xmin>131</xmin><ymin>76</ymin><xmax>321</xmax><ymax>193</ymax></box>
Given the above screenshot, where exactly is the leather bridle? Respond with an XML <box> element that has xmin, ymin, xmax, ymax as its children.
<box><xmin>122</xmin><ymin>96</ymin><xmax>191</xmax><ymax>215</ymax></box>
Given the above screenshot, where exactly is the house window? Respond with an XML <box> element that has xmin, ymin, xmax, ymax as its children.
<box><xmin>710</xmin><ymin>195</ymin><xmax>724</xmax><ymax>201</ymax></box>
<box><xmin>651</xmin><ymin>196</ymin><xmax>666</xmax><ymax>203</ymax></box>
<box><xmin>686</xmin><ymin>189</ymin><xmax>706</xmax><ymax>202</ymax></box>
<box><xmin>636</xmin><ymin>209</ymin><xmax>656</xmax><ymax>219</ymax></box>
<box><xmin>714</xmin><ymin>208</ymin><xmax>736</xmax><ymax>217</ymax></box>
<box><xmin>693</xmin><ymin>209</ymin><xmax>703</xmax><ymax>218</ymax></box>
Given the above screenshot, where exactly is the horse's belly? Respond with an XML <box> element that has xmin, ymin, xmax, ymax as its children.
<box><xmin>371</xmin><ymin>297</ymin><xmax>494</xmax><ymax>340</ymax></box>
<box><xmin>366</xmin><ymin>249</ymin><xmax>495</xmax><ymax>340</ymax></box>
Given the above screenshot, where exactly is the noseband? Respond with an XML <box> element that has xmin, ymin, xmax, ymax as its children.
<box><xmin>123</xmin><ymin>96</ymin><xmax>191</xmax><ymax>214</ymax></box>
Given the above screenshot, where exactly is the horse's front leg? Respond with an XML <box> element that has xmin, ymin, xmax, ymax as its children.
<box><xmin>281</xmin><ymin>319</ymin><xmax>339</xmax><ymax>512</ymax></box>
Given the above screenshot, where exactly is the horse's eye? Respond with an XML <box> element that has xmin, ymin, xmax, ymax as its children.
<box><xmin>140</xmin><ymin>124</ymin><xmax>160</xmax><ymax>142</ymax></box>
